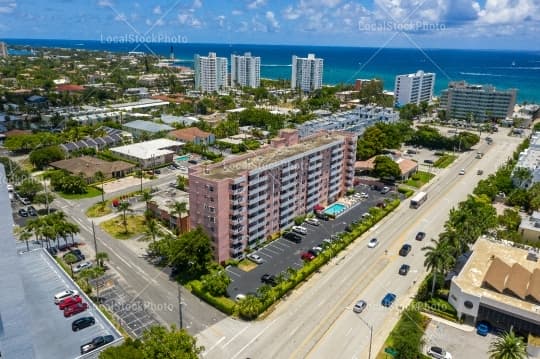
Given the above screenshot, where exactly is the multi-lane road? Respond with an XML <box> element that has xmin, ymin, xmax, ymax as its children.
<box><xmin>196</xmin><ymin>130</ymin><xmax>524</xmax><ymax>359</ymax></box>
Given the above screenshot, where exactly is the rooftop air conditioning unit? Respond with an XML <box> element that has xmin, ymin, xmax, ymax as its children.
<box><xmin>527</xmin><ymin>251</ymin><xmax>539</xmax><ymax>262</ymax></box>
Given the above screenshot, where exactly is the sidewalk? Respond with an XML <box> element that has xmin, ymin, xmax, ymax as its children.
<box><xmin>423</xmin><ymin>312</ymin><xmax>474</xmax><ymax>332</ymax></box>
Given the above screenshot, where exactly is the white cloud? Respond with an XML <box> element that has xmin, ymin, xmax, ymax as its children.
<box><xmin>153</xmin><ymin>5</ymin><xmax>161</xmax><ymax>15</ymax></box>
<box><xmin>232</xmin><ymin>9</ymin><xmax>243</xmax><ymax>16</ymax></box>
<box><xmin>266</xmin><ymin>11</ymin><xmax>280</xmax><ymax>30</ymax></box>
<box><xmin>216</xmin><ymin>15</ymin><xmax>226</xmax><ymax>28</ymax></box>
<box><xmin>248</xmin><ymin>0</ymin><xmax>266</xmax><ymax>9</ymax></box>
<box><xmin>114</xmin><ymin>12</ymin><xmax>127</xmax><ymax>21</ymax></box>
<box><xmin>97</xmin><ymin>0</ymin><xmax>112</xmax><ymax>7</ymax></box>
<box><xmin>283</xmin><ymin>6</ymin><xmax>301</xmax><ymax>20</ymax></box>
<box><xmin>192</xmin><ymin>0</ymin><xmax>203</xmax><ymax>9</ymax></box>
<box><xmin>477</xmin><ymin>0</ymin><xmax>538</xmax><ymax>24</ymax></box>
<box><xmin>177</xmin><ymin>12</ymin><xmax>203</xmax><ymax>28</ymax></box>
<box><xmin>0</xmin><ymin>1</ymin><xmax>16</xmax><ymax>14</ymax></box>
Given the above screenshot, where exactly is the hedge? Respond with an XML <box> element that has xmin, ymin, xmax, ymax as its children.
<box><xmin>189</xmin><ymin>280</ymin><xmax>236</xmax><ymax>315</ymax></box>
<box><xmin>398</xmin><ymin>186</ymin><xmax>415</xmax><ymax>198</ymax></box>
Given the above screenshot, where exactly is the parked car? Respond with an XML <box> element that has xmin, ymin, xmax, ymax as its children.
<box><xmin>476</xmin><ymin>322</ymin><xmax>490</xmax><ymax>336</ymax></box>
<box><xmin>415</xmin><ymin>232</ymin><xmax>426</xmax><ymax>241</ymax></box>
<box><xmin>399</xmin><ymin>264</ymin><xmax>411</xmax><ymax>276</ymax></box>
<box><xmin>47</xmin><ymin>247</ymin><xmax>58</xmax><ymax>256</ymax></box>
<box><xmin>311</xmin><ymin>246</ymin><xmax>323</xmax><ymax>255</ymax></box>
<box><xmin>359</xmin><ymin>192</ymin><xmax>369</xmax><ymax>198</ymax></box>
<box><xmin>424</xmin><ymin>159</ymin><xmax>434</xmax><ymax>164</ymax></box>
<box><xmin>73</xmin><ymin>261</ymin><xmax>93</xmax><ymax>273</ymax></box>
<box><xmin>305</xmin><ymin>218</ymin><xmax>320</xmax><ymax>226</ymax></box>
<box><xmin>399</xmin><ymin>244</ymin><xmax>412</xmax><ymax>257</ymax></box>
<box><xmin>154</xmin><ymin>169</ymin><xmax>161</xmax><ymax>174</ymax></box>
<box><xmin>292</xmin><ymin>226</ymin><xmax>308</xmax><ymax>235</ymax></box>
<box><xmin>27</xmin><ymin>206</ymin><xmax>38</xmax><ymax>216</ymax></box>
<box><xmin>361</xmin><ymin>212</ymin><xmax>371</xmax><ymax>219</ymax></box>
<box><xmin>80</xmin><ymin>335</ymin><xmax>114</xmax><ymax>354</ymax></box>
<box><xmin>427</xmin><ymin>346</ymin><xmax>452</xmax><ymax>359</ymax></box>
<box><xmin>54</xmin><ymin>289</ymin><xmax>79</xmax><ymax>304</ymax></box>
<box><xmin>477</xmin><ymin>169</ymin><xmax>484</xmax><ymax>175</ymax></box>
<box><xmin>235</xmin><ymin>294</ymin><xmax>247</xmax><ymax>302</ymax></box>
<box><xmin>353</xmin><ymin>300</ymin><xmax>367</xmax><ymax>313</ymax></box>
<box><xmin>64</xmin><ymin>302</ymin><xmax>88</xmax><ymax>317</ymax></box>
<box><xmin>59</xmin><ymin>295</ymin><xmax>82</xmax><ymax>310</ymax></box>
<box><xmin>72</xmin><ymin>316</ymin><xmax>96</xmax><ymax>331</ymax></box>
<box><xmin>261</xmin><ymin>274</ymin><xmax>277</xmax><ymax>286</ymax></box>
<box><xmin>315</xmin><ymin>211</ymin><xmax>330</xmax><ymax>221</ymax></box>
<box><xmin>367</xmin><ymin>238</ymin><xmax>379</xmax><ymax>248</ymax></box>
<box><xmin>376</xmin><ymin>202</ymin><xmax>387</xmax><ymax>209</ymax></box>
<box><xmin>381</xmin><ymin>186</ymin><xmax>391</xmax><ymax>194</ymax></box>
<box><xmin>20</xmin><ymin>197</ymin><xmax>31</xmax><ymax>206</ymax></box>
<box><xmin>18</xmin><ymin>208</ymin><xmax>29</xmax><ymax>217</ymax></box>
<box><xmin>459</xmin><ymin>169</ymin><xmax>466</xmax><ymax>175</ymax></box>
<box><xmin>247</xmin><ymin>253</ymin><xmax>264</xmax><ymax>264</ymax></box>
<box><xmin>307</xmin><ymin>249</ymin><xmax>319</xmax><ymax>257</ymax></box>
<box><xmin>284</xmin><ymin>231</ymin><xmax>302</xmax><ymax>243</ymax></box>
<box><xmin>322</xmin><ymin>238</ymin><xmax>333</xmax><ymax>247</ymax></box>
<box><xmin>301</xmin><ymin>252</ymin><xmax>315</xmax><ymax>261</ymax></box>
<box><xmin>381</xmin><ymin>293</ymin><xmax>397</xmax><ymax>307</ymax></box>
<box><xmin>69</xmin><ymin>249</ymin><xmax>85</xmax><ymax>261</ymax></box>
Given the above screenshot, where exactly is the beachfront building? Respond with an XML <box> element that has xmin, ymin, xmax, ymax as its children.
<box><xmin>394</xmin><ymin>70</ymin><xmax>435</xmax><ymax>106</ymax></box>
<box><xmin>231</xmin><ymin>52</ymin><xmax>261</xmax><ymax>88</ymax></box>
<box><xmin>194</xmin><ymin>52</ymin><xmax>228</xmax><ymax>93</ymax></box>
<box><xmin>449</xmin><ymin>236</ymin><xmax>540</xmax><ymax>342</ymax></box>
<box><xmin>291</xmin><ymin>54</ymin><xmax>323</xmax><ymax>93</ymax></box>
<box><xmin>440</xmin><ymin>81</ymin><xmax>517</xmax><ymax>122</ymax></box>
<box><xmin>110</xmin><ymin>139</ymin><xmax>183</xmax><ymax>169</ymax></box>
<box><xmin>188</xmin><ymin>129</ymin><xmax>357</xmax><ymax>262</ymax></box>
<box><xmin>296</xmin><ymin>105</ymin><xmax>398</xmax><ymax>137</ymax></box>
<box><xmin>0</xmin><ymin>41</ymin><xmax>8</xmax><ymax>58</ymax></box>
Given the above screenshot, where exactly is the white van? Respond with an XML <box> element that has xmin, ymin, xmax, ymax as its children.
<box><xmin>54</xmin><ymin>289</ymin><xmax>79</xmax><ymax>304</ymax></box>
<box><xmin>292</xmin><ymin>226</ymin><xmax>308</xmax><ymax>235</ymax></box>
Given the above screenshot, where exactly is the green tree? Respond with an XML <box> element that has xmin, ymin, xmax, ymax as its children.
<box><xmin>144</xmin><ymin>218</ymin><xmax>160</xmax><ymax>244</ymax></box>
<box><xmin>63</xmin><ymin>252</ymin><xmax>78</xmax><ymax>276</ymax></box>
<box><xmin>176</xmin><ymin>176</ymin><xmax>188</xmax><ymax>191</ymax></box>
<box><xmin>96</xmin><ymin>252</ymin><xmax>109</xmax><ymax>268</ymax></box>
<box><xmin>372</xmin><ymin>155</ymin><xmax>401</xmax><ymax>179</ymax></box>
<box><xmin>17</xmin><ymin>178</ymin><xmax>43</xmax><ymax>199</ymax></box>
<box><xmin>201</xmin><ymin>270</ymin><xmax>231</xmax><ymax>297</ymax></box>
<box><xmin>168</xmin><ymin>227</ymin><xmax>213</xmax><ymax>279</ymax></box>
<box><xmin>498</xmin><ymin>209</ymin><xmax>522</xmax><ymax>232</ymax></box>
<box><xmin>99</xmin><ymin>338</ymin><xmax>144</xmax><ymax>359</ymax></box>
<box><xmin>488</xmin><ymin>330</ymin><xmax>527</xmax><ymax>359</ymax></box>
<box><xmin>170</xmin><ymin>201</ymin><xmax>188</xmax><ymax>232</ymax></box>
<box><xmin>422</xmin><ymin>237</ymin><xmax>455</xmax><ymax>297</ymax></box>
<box><xmin>141</xmin><ymin>325</ymin><xmax>204</xmax><ymax>359</ymax></box>
<box><xmin>18</xmin><ymin>228</ymin><xmax>33</xmax><ymax>252</ymax></box>
<box><xmin>29</xmin><ymin>145</ymin><xmax>65</xmax><ymax>169</ymax></box>
<box><xmin>512</xmin><ymin>167</ymin><xmax>532</xmax><ymax>188</ymax></box>
<box><xmin>117</xmin><ymin>201</ymin><xmax>132</xmax><ymax>234</ymax></box>
<box><xmin>237</xmin><ymin>295</ymin><xmax>264</xmax><ymax>320</ymax></box>
<box><xmin>141</xmin><ymin>190</ymin><xmax>153</xmax><ymax>211</ymax></box>
<box><xmin>94</xmin><ymin>171</ymin><xmax>105</xmax><ymax>203</ymax></box>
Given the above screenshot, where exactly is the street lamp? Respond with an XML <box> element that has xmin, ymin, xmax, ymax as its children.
<box><xmin>358</xmin><ymin>316</ymin><xmax>373</xmax><ymax>359</ymax></box>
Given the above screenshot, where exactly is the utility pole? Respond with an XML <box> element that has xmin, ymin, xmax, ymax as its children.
<box><xmin>178</xmin><ymin>283</ymin><xmax>183</xmax><ymax>329</ymax></box>
<box><xmin>44</xmin><ymin>180</ymin><xmax>50</xmax><ymax>215</ymax></box>
<box><xmin>139</xmin><ymin>161</ymin><xmax>143</xmax><ymax>192</ymax></box>
<box><xmin>358</xmin><ymin>316</ymin><xmax>373</xmax><ymax>359</ymax></box>
<box><xmin>92</xmin><ymin>221</ymin><xmax>98</xmax><ymax>256</ymax></box>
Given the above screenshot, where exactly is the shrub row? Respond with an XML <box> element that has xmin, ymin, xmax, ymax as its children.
<box><xmin>190</xmin><ymin>280</ymin><xmax>236</xmax><ymax>315</ymax></box>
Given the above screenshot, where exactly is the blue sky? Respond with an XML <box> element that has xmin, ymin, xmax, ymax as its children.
<box><xmin>0</xmin><ymin>0</ymin><xmax>539</xmax><ymax>50</ymax></box>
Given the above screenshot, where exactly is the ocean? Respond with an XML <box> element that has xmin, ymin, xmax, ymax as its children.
<box><xmin>4</xmin><ymin>39</ymin><xmax>540</xmax><ymax>103</ymax></box>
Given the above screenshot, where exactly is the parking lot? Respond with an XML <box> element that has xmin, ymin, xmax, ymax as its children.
<box><xmin>423</xmin><ymin>318</ymin><xmax>493</xmax><ymax>359</ymax></box>
<box><xmin>226</xmin><ymin>185</ymin><xmax>404</xmax><ymax>299</ymax></box>
<box><xmin>19</xmin><ymin>249</ymin><xmax>122</xmax><ymax>358</ymax></box>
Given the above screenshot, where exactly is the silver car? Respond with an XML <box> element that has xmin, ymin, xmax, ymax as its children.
<box><xmin>247</xmin><ymin>254</ymin><xmax>264</xmax><ymax>264</ymax></box>
<box><xmin>353</xmin><ymin>300</ymin><xmax>367</xmax><ymax>313</ymax></box>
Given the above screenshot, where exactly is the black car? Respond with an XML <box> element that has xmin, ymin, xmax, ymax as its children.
<box><xmin>284</xmin><ymin>231</ymin><xmax>302</xmax><ymax>243</ymax></box>
<box><xmin>399</xmin><ymin>264</ymin><xmax>411</xmax><ymax>275</ymax></box>
<box><xmin>415</xmin><ymin>232</ymin><xmax>426</xmax><ymax>241</ymax></box>
<box><xmin>261</xmin><ymin>274</ymin><xmax>277</xmax><ymax>286</ymax></box>
<box><xmin>424</xmin><ymin>159</ymin><xmax>434</xmax><ymax>164</ymax></box>
<box><xmin>315</xmin><ymin>211</ymin><xmax>330</xmax><ymax>221</ymax></box>
<box><xmin>154</xmin><ymin>169</ymin><xmax>161</xmax><ymax>174</ymax></box>
<box><xmin>18</xmin><ymin>208</ymin><xmax>29</xmax><ymax>217</ymax></box>
<box><xmin>308</xmin><ymin>249</ymin><xmax>319</xmax><ymax>257</ymax></box>
<box><xmin>399</xmin><ymin>244</ymin><xmax>412</xmax><ymax>257</ymax></box>
<box><xmin>64</xmin><ymin>249</ymin><xmax>85</xmax><ymax>262</ymax></box>
<box><xmin>80</xmin><ymin>335</ymin><xmax>114</xmax><ymax>354</ymax></box>
<box><xmin>47</xmin><ymin>247</ymin><xmax>58</xmax><ymax>256</ymax></box>
<box><xmin>27</xmin><ymin>206</ymin><xmax>38</xmax><ymax>216</ymax></box>
<box><xmin>72</xmin><ymin>316</ymin><xmax>96</xmax><ymax>331</ymax></box>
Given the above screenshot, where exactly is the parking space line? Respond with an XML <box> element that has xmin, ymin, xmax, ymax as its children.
<box><xmin>258</xmin><ymin>252</ymin><xmax>273</xmax><ymax>259</ymax></box>
<box><xmin>264</xmin><ymin>247</ymin><xmax>280</xmax><ymax>255</ymax></box>
<box><xmin>226</xmin><ymin>269</ymin><xmax>241</xmax><ymax>278</ymax></box>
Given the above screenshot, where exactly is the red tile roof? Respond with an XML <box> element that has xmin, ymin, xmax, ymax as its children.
<box><xmin>56</xmin><ymin>84</ymin><xmax>85</xmax><ymax>92</ymax></box>
<box><xmin>169</xmin><ymin>127</ymin><xmax>212</xmax><ymax>142</ymax></box>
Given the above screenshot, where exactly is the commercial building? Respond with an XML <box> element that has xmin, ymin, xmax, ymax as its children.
<box><xmin>519</xmin><ymin>211</ymin><xmax>540</xmax><ymax>243</ymax></box>
<box><xmin>0</xmin><ymin>41</ymin><xmax>8</xmax><ymax>57</ymax></box>
<box><xmin>354</xmin><ymin>153</ymin><xmax>418</xmax><ymax>180</ymax></box>
<box><xmin>394</xmin><ymin>70</ymin><xmax>435</xmax><ymax>106</ymax></box>
<box><xmin>189</xmin><ymin>129</ymin><xmax>357</xmax><ymax>262</ymax></box>
<box><xmin>296</xmin><ymin>105</ymin><xmax>398</xmax><ymax>137</ymax></box>
<box><xmin>147</xmin><ymin>189</ymin><xmax>190</xmax><ymax>234</ymax></box>
<box><xmin>169</xmin><ymin>127</ymin><xmax>215</xmax><ymax>145</ymax></box>
<box><xmin>111</xmin><ymin>139</ymin><xmax>183</xmax><ymax>169</ymax></box>
<box><xmin>108</xmin><ymin>98</ymin><xmax>169</xmax><ymax>112</ymax></box>
<box><xmin>449</xmin><ymin>237</ymin><xmax>540</xmax><ymax>342</ymax></box>
<box><xmin>231</xmin><ymin>52</ymin><xmax>261</xmax><ymax>88</ymax></box>
<box><xmin>291</xmin><ymin>53</ymin><xmax>323</xmax><ymax>92</ymax></box>
<box><xmin>122</xmin><ymin>120</ymin><xmax>174</xmax><ymax>138</ymax></box>
<box><xmin>50</xmin><ymin>156</ymin><xmax>135</xmax><ymax>183</ymax></box>
<box><xmin>194</xmin><ymin>52</ymin><xmax>228</xmax><ymax>93</ymax></box>
<box><xmin>513</xmin><ymin>132</ymin><xmax>540</xmax><ymax>189</ymax></box>
<box><xmin>440</xmin><ymin>81</ymin><xmax>517</xmax><ymax>122</ymax></box>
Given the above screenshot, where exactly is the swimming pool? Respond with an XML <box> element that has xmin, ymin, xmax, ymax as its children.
<box><xmin>323</xmin><ymin>203</ymin><xmax>347</xmax><ymax>216</ymax></box>
<box><xmin>176</xmin><ymin>155</ymin><xmax>190</xmax><ymax>161</ymax></box>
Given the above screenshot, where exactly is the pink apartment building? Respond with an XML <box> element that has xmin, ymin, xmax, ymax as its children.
<box><xmin>189</xmin><ymin>129</ymin><xmax>357</xmax><ymax>263</ymax></box>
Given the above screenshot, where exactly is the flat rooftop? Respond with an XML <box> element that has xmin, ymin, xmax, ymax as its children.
<box><xmin>111</xmin><ymin>139</ymin><xmax>183</xmax><ymax>160</ymax></box>
<box><xmin>151</xmin><ymin>189</ymin><xmax>189</xmax><ymax>215</ymax></box>
<box><xmin>18</xmin><ymin>249</ymin><xmax>123</xmax><ymax>359</ymax></box>
<box><xmin>453</xmin><ymin>237</ymin><xmax>540</xmax><ymax>315</ymax></box>
<box><xmin>196</xmin><ymin>132</ymin><xmax>348</xmax><ymax>180</ymax></box>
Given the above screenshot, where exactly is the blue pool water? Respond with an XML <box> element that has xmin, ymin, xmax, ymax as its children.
<box><xmin>176</xmin><ymin>155</ymin><xmax>190</xmax><ymax>161</ymax></box>
<box><xmin>323</xmin><ymin>203</ymin><xmax>347</xmax><ymax>216</ymax></box>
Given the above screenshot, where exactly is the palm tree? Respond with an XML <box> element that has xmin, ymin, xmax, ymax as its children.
<box><xmin>170</xmin><ymin>201</ymin><xmax>188</xmax><ymax>233</ymax></box>
<box><xmin>79</xmin><ymin>266</ymin><xmax>106</xmax><ymax>302</ymax></box>
<box><xmin>117</xmin><ymin>201</ymin><xmax>132</xmax><ymax>234</ymax></box>
<box><xmin>26</xmin><ymin>217</ymin><xmax>45</xmax><ymax>247</ymax></box>
<box><xmin>63</xmin><ymin>252</ymin><xmax>78</xmax><ymax>276</ymax></box>
<box><xmin>94</xmin><ymin>170</ymin><xmax>105</xmax><ymax>203</ymax></box>
<box><xmin>95</xmin><ymin>252</ymin><xmax>109</xmax><ymax>268</ymax></box>
<box><xmin>141</xmin><ymin>190</ymin><xmax>153</xmax><ymax>211</ymax></box>
<box><xmin>422</xmin><ymin>237</ymin><xmax>455</xmax><ymax>297</ymax></box>
<box><xmin>488</xmin><ymin>330</ymin><xmax>527</xmax><ymax>359</ymax></box>
<box><xmin>144</xmin><ymin>218</ymin><xmax>160</xmax><ymax>244</ymax></box>
<box><xmin>18</xmin><ymin>228</ymin><xmax>33</xmax><ymax>252</ymax></box>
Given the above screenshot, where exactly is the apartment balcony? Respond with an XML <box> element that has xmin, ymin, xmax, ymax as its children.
<box><xmin>230</xmin><ymin>225</ymin><xmax>244</xmax><ymax>235</ymax></box>
<box><xmin>250</xmin><ymin>183</ymin><xmax>268</xmax><ymax>196</ymax></box>
<box><xmin>332</xmin><ymin>148</ymin><xmax>343</xmax><ymax>156</ymax></box>
<box><xmin>281</xmin><ymin>180</ymin><xmax>296</xmax><ymax>192</ymax></box>
<box><xmin>309</xmin><ymin>155</ymin><xmax>323</xmax><ymax>163</ymax></box>
<box><xmin>249</xmin><ymin>175</ymin><xmax>267</xmax><ymax>186</ymax></box>
<box><xmin>281</xmin><ymin>172</ymin><xmax>297</xmax><ymax>182</ymax></box>
<box><xmin>309</xmin><ymin>161</ymin><xmax>322</xmax><ymax>171</ymax></box>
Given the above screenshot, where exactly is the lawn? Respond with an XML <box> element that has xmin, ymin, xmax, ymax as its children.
<box><xmin>405</xmin><ymin>171</ymin><xmax>436</xmax><ymax>188</ymax></box>
<box><xmin>238</xmin><ymin>259</ymin><xmax>257</xmax><ymax>272</ymax></box>
<box><xmin>100</xmin><ymin>214</ymin><xmax>146</xmax><ymax>240</ymax></box>
<box><xmin>59</xmin><ymin>186</ymin><xmax>102</xmax><ymax>200</ymax></box>
<box><xmin>86</xmin><ymin>201</ymin><xmax>112</xmax><ymax>218</ymax></box>
<box><xmin>434</xmin><ymin>154</ymin><xmax>457</xmax><ymax>168</ymax></box>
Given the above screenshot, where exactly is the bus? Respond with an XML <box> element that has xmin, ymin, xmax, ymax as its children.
<box><xmin>410</xmin><ymin>191</ymin><xmax>427</xmax><ymax>209</ymax></box>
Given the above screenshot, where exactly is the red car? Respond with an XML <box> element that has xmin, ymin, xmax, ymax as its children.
<box><xmin>301</xmin><ymin>252</ymin><xmax>315</xmax><ymax>261</ymax></box>
<box><xmin>58</xmin><ymin>295</ymin><xmax>82</xmax><ymax>310</ymax></box>
<box><xmin>64</xmin><ymin>302</ymin><xmax>88</xmax><ymax>317</ymax></box>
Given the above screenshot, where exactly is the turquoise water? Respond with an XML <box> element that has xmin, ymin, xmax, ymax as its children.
<box><xmin>323</xmin><ymin>203</ymin><xmax>347</xmax><ymax>216</ymax></box>
<box><xmin>176</xmin><ymin>155</ymin><xmax>190</xmax><ymax>161</ymax></box>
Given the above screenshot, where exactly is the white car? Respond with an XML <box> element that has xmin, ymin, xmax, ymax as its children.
<box><xmin>360</xmin><ymin>192</ymin><xmax>369</xmax><ymax>198</ymax></box>
<box><xmin>305</xmin><ymin>218</ymin><xmax>320</xmax><ymax>226</ymax></box>
<box><xmin>54</xmin><ymin>289</ymin><xmax>79</xmax><ymax>304</ymax></box>
<box><xmin>427</xmin><ymin>346</ymin><xmax>452</xmax><ymax>359</ymax></box>
<box><xmin>459</xmin><ymin>169</ymin><xmax>465</xmax><ymax>175</ymax></box>
<box><xmin>292</xmin><ymin>226</ymin><xmax>308</xmax><ymax>235</ymax></box>
<box><xmin>367</xmin><ymin>238</ymin><xmax>379</xmax><ymax>248</ymax></box>
<box><xmin>353</xmin><ymin>300</ymin><xmax>367</xmax><ymax>313</ymax></box>
<box><xmin>247</xmin><ymin>254</ymin><xmax>264</xmax><ymax>264</ymax></box>
<box><xmin>73</xmin><ymin>261</ymin><xmax>93</xmax><ymax>273</ymax></box>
